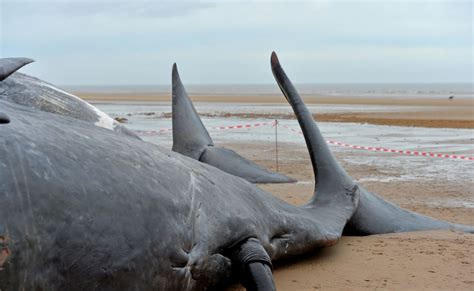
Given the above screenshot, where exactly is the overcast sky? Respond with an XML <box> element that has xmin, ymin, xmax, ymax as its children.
<box><xmin>1</xmin><ymin>0</ymin><xmax>472</xmax><ymax>85</ymax></box>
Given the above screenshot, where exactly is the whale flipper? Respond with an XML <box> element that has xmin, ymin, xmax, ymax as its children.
<box><xmin>230</xmin><ymin>238</ymin><xmax>275</xmax><ymax>291</ymax></box>
<box><xmin>171</xmin><ymin>63</ymin><xmax>296</xmax><ymax>184</ymax></box>
<box><xmin>271</xmin><ymin>51</ymin><xmax>473</xmax><ymax>235</ymax></box>
<box><xmin>0</xmin><ymin>58</ymin><xmax>34</xmax><ymax>81</ymax></box>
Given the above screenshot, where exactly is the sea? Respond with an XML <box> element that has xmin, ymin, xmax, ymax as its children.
<box><xmin>65</xmin><ymin>83</ymin><xmax>473</xmax><ymax>99</ymax></box>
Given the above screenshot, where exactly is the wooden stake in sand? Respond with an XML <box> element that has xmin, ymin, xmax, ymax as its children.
<box><xmin>275</xmin><ymin>119</ymin><xmax>279</xmax><ymax>172</ymax></box>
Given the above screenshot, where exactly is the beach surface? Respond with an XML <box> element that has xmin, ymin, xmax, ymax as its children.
<box><xmin>90</xmin><ymin>94</ymin><xmax>473</xmax><ymax>290</ymax></box>
<box><xmin>80</xmin><ymin>93</ymin><xmax>474</xmax><ymax>128</ymax></box>
<box><xmin>225</xmin><ymin>141</ymin><xmax>473</xmax><ymax>290</ymax></box>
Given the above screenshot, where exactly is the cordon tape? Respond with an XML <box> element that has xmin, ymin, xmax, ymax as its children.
<box><xmin>134</xmin><ymin>121</ymin><xmax>473</xmax><ymax>161</ymax></box>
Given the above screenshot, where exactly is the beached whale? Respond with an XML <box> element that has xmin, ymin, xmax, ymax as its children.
<box><xmin>0</xmin><ymin>52</ymin><xmax>472</xmax><ymax>290</ymax></box>
<box><xmin>0</xmin><ymin>57</ymin><xmax>139</xmax><ymax>139</ymax></box>
<box><xmin>0</xmin><ymin>93</ymin><xmax>357</xmax><ymax>290</ymax></box>
<box><xmin>172</xmin><ymin>64</ymin><xmax>295</xmax><ymax>184</ymax></box>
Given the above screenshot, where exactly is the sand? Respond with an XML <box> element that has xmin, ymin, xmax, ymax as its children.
<box><xmin>78</xmin><ymin>93</ymin><xmax>474</xmax><ymax>129</ymax></box>
<box><xmin>222</xmin><ymin>141</ymin><xmax>473</xmax><ymax>290</ymax></box>
<box><xmin>76</xmin><ymin>92</ymin><xmax>473</xmax><ymax>107</ymax></box>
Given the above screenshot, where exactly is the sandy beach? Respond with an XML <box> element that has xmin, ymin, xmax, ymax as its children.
<box><xmin>90</xmin><ymin>94</ymin><xmax>473</xmax><ymax>290</ymax></box>
<box><xmin>224</xmin><ymin>141</ymin><xmax>473</xmax><ymax>290</ymax></box>
<box><xmin>79</xmin><ymin>93</ymin><xmax>474</xmax><ymax>129</ymax></box>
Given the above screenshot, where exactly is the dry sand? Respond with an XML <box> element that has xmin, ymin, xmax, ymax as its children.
<box><xmin>222</xmin><ymin>141</ymin><xmax>473</xmax><ymax>290</ymax></box>
<box><xmin>78</xmin><ymin>93</ymin><xmax>474</xmax><ymax>129</ymax></box>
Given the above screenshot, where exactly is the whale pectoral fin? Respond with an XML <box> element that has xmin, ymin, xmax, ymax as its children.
<box><xmin>0</xmin><ymin>58</ymin><xmax>34</xmax><ymax>81</ymax></box>
<box><xmin>244</xmin><ymin>263</ymin><xmax>274</xmax><ymax>291</ymax></box>
<box><xmin>231</xmin><ymin>238</ymin><xmax>276</xmax><ymax>291</ymax></box>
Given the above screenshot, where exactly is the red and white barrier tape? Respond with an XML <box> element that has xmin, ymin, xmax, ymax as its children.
<box><xmin>134</xmin><ymin>121</ymin><xmax>473</xmax><ymax>161</ymax></box>
<box><xmin>280</xmin><ymin>124</ymin><xmax>474</xmax><ymax>161</ymax></box>
<box><xmin>136</xmin><ymin>128</ymin><xmax>172</xmax><ymax>136</ymax></box>
<box><xmin>210</xmin><ymin>122</ymin><xmax>272</xmax><ymax>130</ymax></box>
<box><xmin>135</xmin><ymin>122</ymin><xmax>272</xmax><ymax>136</ymax></box>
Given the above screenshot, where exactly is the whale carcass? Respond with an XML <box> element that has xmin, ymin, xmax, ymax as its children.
<box><xmin>0</xmin><ymin>57</ymin><xmax>294</xmax><ymax>183</ymax></box>
<box><xmin>171</xmin><ymin>64</ymin><xmax>295</xmax><ymax>184</ymax></box>
<box><xmin>0</xmin><ymin>57</ymin><xmax>139</xmax><ymax>139</ymax></box>
<box><xmin>0</xmin><ymin>52</ymin><xmax>472</xmax><ymax>290</ymax></box>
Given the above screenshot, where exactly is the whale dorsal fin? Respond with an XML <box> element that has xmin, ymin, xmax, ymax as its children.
<box><xmin>171</xmin><ymin>63</ymin><xmax>214</xmax><ymax>160</ymax></box>
<box><xmin>0</xmin><ymin>58</ymin><xmax>34</xmax><ymax>81</ymax></box>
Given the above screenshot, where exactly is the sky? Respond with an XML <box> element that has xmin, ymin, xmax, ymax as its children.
<box><xmin>1</xmin><ymin>0</ymin><xmax>472</xmax><ymax>85</ymax></box>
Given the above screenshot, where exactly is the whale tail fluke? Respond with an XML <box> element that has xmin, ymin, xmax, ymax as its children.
<box><xmin>271</xmin><ymin>52</ymin><xmax>358</xmax><ymax>225</ymax></box>
<box><xmin>199</xmin><ymin>146</ymin><xmax>296</xmax><ymax>184</ymax></box>
<box><xmin>171</xmin><ymin>63</ymin><xmax>296</xmax><ymax>184</ymax></box>
<box><xmin>345</xmin><ymin>187</ymin><xmax>474</xmax><ymax>235</ymax></box>
<box><xmin>171</xmin><ymin>64</ymin><xmax>214</xmax><ymax>160</ymax></box>
<box><xmin>0</xmin><ymin>58</ymin><xmax>34</xmax><ymax>81</ymax></box>
<box><xmin>271</xmin><ymin>51</ymin><xmax>473</xmax><ymax>235</ymax></box>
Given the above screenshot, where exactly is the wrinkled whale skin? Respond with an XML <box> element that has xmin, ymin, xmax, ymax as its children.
<box><xmin>0</xmin><ymin>100</ymin><xmax>357</xmax><ymax>290</ymax></box>
<box><xmin>0</xmin><ymin>58</ymin><xmax>139</xmax><ymax>139</ymax></box>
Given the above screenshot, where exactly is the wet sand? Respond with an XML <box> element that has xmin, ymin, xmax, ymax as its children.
<box><xmin>225</xmin><ymin>141</ymin><xmax>473</xmax><ymax>290</ymax></box>
<box><xmin>79</xmin><ymin>93</ymin><xmax>474</xmax><ymax>128</ymax></box>
<box><xmin>77</xmin><ymin>92</ymin><xmax>473</xmax><ymax>107</ymax></box>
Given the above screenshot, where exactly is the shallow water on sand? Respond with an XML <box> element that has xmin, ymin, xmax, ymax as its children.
<box><xmin>95</xmin><ymin>102</ymin><xmax>474</xmax><ymax>207</ymax></box>
<box><xmin>71</xmin><ymin>82</ymin><xmax>474</xmax><ymax>98</ymax></box>
<box><xmin>93</xmin><ymin>101</ymin><xmax>426</xmax><ymax>116</ymax></box>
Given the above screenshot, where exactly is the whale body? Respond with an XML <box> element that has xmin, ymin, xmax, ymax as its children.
<box><xmin>0</xmin><ymin>57</ymin><xmax>139</xmax><ymax>139</ymax></box>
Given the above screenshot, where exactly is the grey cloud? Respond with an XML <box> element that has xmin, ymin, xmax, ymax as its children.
<box><xmin>3</xmin><ymin>1</ymin><xmax>215</xmax><ymax>18</ymax></box>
